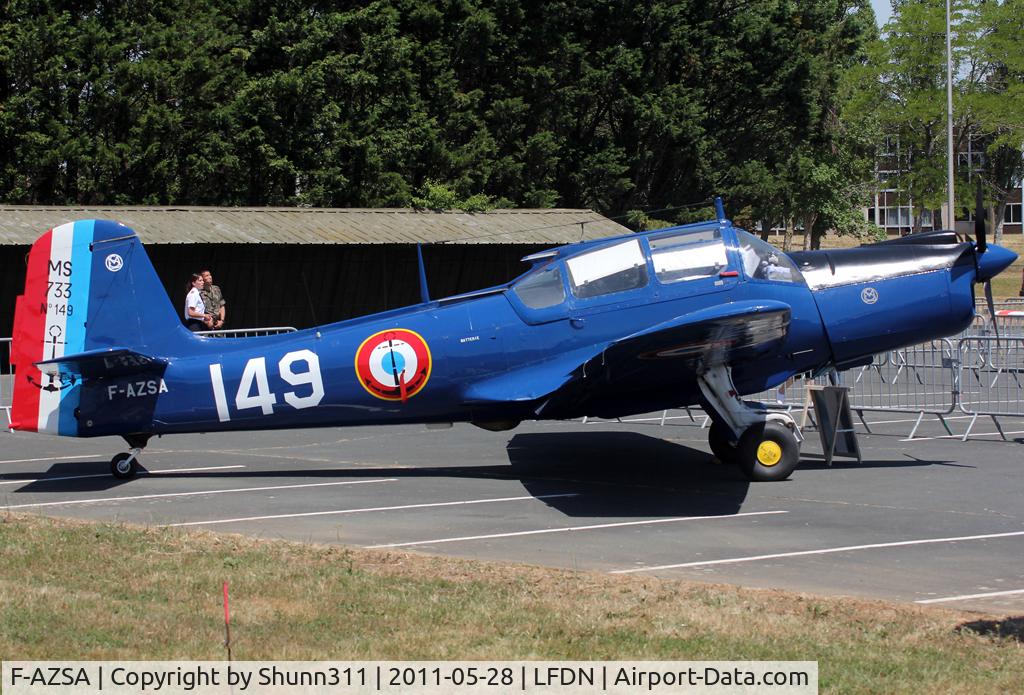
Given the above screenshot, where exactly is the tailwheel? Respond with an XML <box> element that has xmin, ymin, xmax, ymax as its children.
<box><xmin>110</xmin><ymin>451</ymin><xmax>139</xmax><ymax>479</ymax></box>
<box><xmin>707</xmin><ymin>421</ymin><xmax>738</xmax><ymax>464</ymax></box>
<box><xmin>737</xmin><ymin>420</ymin><xmax>800</xmax><ymax>482</ymax></box>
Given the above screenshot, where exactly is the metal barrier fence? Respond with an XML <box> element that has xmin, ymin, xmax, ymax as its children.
<box><xmin>959</xmin><ymin>336</ymin><xmax>1024</xmax><ymax>417</ymax></box>
<box><xmin>196</xmin><ymin>326</ymin><xmax>297</xmax><ymax>338</ymax></box>
<box><xmin>972</xmin><ymin>301</ymin><xmax>1024</xmax><ymax>336</ymax></box>
<box><xmin>849</xmin><ymin>339</ymin><xmax>958</xmax><ymax>415</ymax></box>
<box><xmin>750</xmin><ymin>333</ymin><xmax>1024</xmax><ymax>439</ymax></box>
<box><xmin>752</xmin><ymin>342</ymin><xmax>956</xmax><ymax>415</ymax></box>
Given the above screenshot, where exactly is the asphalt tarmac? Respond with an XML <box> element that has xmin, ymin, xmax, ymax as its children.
<box><xmin>1</xmin><ymin>411</ymin><xmax>1022</xmax><ymax>615</ymax></box>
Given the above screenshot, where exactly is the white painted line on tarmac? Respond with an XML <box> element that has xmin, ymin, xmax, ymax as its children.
<box><xmin>611</xmin><ymin>530</ymin><xmax>1024</xmax><ymax>574</ymax></box>
<box><xmin>2</xmin><ymin>478</ymin><xmax>397</xmax><ymax>509</ymax></box>
<box><xmin>148</xmin><ymin>465</ymin><xmax>247</xmax><ymax>474</ymax></box>
<box><xmin>0</xmin><ymin>473</ymin><xmax>108</xmax><ymax>486</ymax></box>
<box><xmin>165</xmin><ymin>493</ymin><xmax>580</xmax><ymax>527</ymax></box>
<box><xmin>0</xmin><ymin>454</ymin><xmax>104</xmax><ymax>465</ymax></box>
<box><xmin>866</xmin><ymin>415</ymin><xmax>974</xmax><ymax>426</ymax></box>
<box><xmin>900</xmin><ymin>430</ymin><xmax>1024</xmax><ymax>442</ymax></box>
<box><xmin>367</xmin><ymin>510</ymin><xmax>789</xmax><ymax>548</ymax></box>
<box><xmin>916</xmin><ymin>588</ymin><xmax>1024</xmax><ymax>604</ymax></box>
<box><xmin>0</xmin><ymin>464</ymin><xmax>246</xmax><ymax>486</ymax></box>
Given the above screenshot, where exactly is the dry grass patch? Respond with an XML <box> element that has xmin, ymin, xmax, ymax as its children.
<box><xmin>0</xmin><ymin>513</ymin><xmax>1021</xmax><ymax>694</ymax></box>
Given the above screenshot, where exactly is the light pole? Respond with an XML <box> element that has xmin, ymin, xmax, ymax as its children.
<box><xmin>946</xmin><ymin>0</ymin><xmax>956</xmax><ymax>230</ymax></box>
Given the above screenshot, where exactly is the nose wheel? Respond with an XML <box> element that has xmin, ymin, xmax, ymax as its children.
<box><xmin>736</xmin><ymin>420</ymin><xmax>800</xmax><ymax>481</ymax></box>
<box><xmin>699</xmin><ymin>364</ymin><xmax>802</xmax><ymax>481</ymax></box>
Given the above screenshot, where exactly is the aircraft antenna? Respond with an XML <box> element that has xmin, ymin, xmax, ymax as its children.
<box><xmin>417</xmin><ymin>243</ymin><xmax>431</xmax><ymax>303</ymax></box>
<box><xmin>300</xmin><ymin>271</ymin><xmax>320</xmax><ymax>328</ymax></box>
<box><xmin>715</xmin><ymin>197</ymin><xmax>726</xmax><ymax>222</ymax></box>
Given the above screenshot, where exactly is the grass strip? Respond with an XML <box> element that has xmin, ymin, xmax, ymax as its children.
<box><xmin>0</xmin><ymin>513</ymin><xmax>1021</xmax><ymax>694</ymax></box>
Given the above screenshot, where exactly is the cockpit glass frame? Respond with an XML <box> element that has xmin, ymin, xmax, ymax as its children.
<box><xmin>648</xmin><ymin>228</ymin><xmax>729</xmax><ymax>284</ymax></box>
<box><xmin>734</xmin><ymin>229</ymin><xmax>804</xmax><ymax>284</ymax></box>
<box><xmin>565</xmin><ymin>238</ymin><xmax>649</xmax><ymax>300</ymax></box>
<box><xmin>511</xmin><ymin>261</ymin><xmax>566</xmax><ymax>309</ymax></box>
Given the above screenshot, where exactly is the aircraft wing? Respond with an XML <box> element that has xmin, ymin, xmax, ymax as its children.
<box><xmin>462</xmin><ymin>345</ymin><xmax>601</xmax><ymax>404</ymax></box>
<box><xmin>593</xmin><ymin>300</ymin><xmax>790</xmax><ymax>371</ymax></box>
<box><xmin>463</xmin><ymin>300</ymin><xmax>790</xmax><ymax>409</ymax></box>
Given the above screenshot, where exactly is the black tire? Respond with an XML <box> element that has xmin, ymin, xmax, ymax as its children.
<box><xmin>110</xmin><ymin>452</ymin><xmax>138</xmax><ymax>480</ymax></box>
<box><xmin>737</xmin><ymin>420</ymin><xmax>800</xmax><ymax>482</ymax></box>
<box><xmin>708</xmin><ymin>421</ymin><xmax>739</xmax><ymax>464</ymax></box>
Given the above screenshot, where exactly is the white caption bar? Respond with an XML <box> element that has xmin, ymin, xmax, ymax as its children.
<box><xmin>3</xmin><ymin>661</ymin><xmax>817</xmax><ymax>695</ymax></box>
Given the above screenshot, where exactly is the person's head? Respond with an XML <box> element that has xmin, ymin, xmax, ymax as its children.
<box><xmin>201</xmin><ymin>269</ymin><xmax>214</xmax><ymax>287</ymax></box>
<box><xmin>188</xmin><ymin>273</ymin><xmax>204</xmax><ymax>291</ymax></box>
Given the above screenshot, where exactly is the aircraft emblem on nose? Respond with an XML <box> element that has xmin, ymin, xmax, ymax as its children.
<box><xmin>861</xmin><ymin>287</ymin><xmax>879</xmax><ymax>305</ymax></box>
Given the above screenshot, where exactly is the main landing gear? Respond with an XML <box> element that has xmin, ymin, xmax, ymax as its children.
<box><xmin>110</xmin><ymin>434</ymin><xmax>152</xmax><ymax>479</ymax></box>
<box><xmin>698</xmin><ymin>365</ymin><xmax>802</xmax><ymax>482</ymax></box>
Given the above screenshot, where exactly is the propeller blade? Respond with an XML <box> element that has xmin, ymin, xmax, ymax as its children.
<box><xmin>984</xmin><ymin>279</ymin><xmax>1000</xmax><ymax>344</ymax></box>
<box><xmin>975</xmin><ymin>181</ymin><xmax>986</xmax><ymax>253</ymax></box>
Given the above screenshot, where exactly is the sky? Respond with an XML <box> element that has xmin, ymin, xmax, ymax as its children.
<box><xmin>871</xmin><ymin>0</ymin><xmax>893</xmax><ymax>27</ymax></box>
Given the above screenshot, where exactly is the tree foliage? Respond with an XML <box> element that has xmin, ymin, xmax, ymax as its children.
<box><xmin>0</xmin><ymin>0</ymin><xmax>876</xmax><ymax>229</ymax></box>
<box><xmin>848</xmin><ymin>0</ymin><xmax>1024</xmax><ymax>237</ymax></box>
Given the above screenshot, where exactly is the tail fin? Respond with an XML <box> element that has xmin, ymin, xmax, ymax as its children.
<box><xmin>11</xmin><ymin>220</ymin><xmax>187</xmax><ymax>434</ymax></box>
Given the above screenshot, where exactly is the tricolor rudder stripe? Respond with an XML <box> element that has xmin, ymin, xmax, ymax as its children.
<box><xmin>10</xmin><ymin>221</ymin><xmax>95</xmax><ymax>434</ymax></box>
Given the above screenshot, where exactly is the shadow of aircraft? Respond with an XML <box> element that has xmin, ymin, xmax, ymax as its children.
<box><xmin>796</xmin><ymin>451</ymin><xmax>958</xmax><ymax>471</ymax></box>
<box><xmin>4</xmin><ymin>431</ymin><xmax>951</xmax><ymax>518</ymax></box>
<box><xmin>506</xmin><ymin>430</ymin><xmax>751</xmax><ymax>518</ymax></box>
<box><xmin>5</xmin><ymin>431</ymin><xmax>750</xmax><ymax>521</ymax></box>
<box><xmin>957</xmin><ymin>616</ymin><xmax>1024</xmax><ymax>643</ymax></box>
<box><xmin>2</xmin><ymin>460</ymin><xmax>144</xmax><ymax>495</ymax></box>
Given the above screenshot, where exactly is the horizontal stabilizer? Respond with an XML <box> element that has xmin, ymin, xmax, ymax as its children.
<box><xmin>36</xmin><ymin>348</ymin><xmax>166</xmax><ymax>379</ymax></box>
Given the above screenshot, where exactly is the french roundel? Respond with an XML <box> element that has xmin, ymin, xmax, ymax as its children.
<box><xmin>354</xmin><ymin>329</ymin><xmax>432</xmax><ymax>401</ymax></box>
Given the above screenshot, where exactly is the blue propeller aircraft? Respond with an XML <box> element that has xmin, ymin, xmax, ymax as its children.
<box><xmin>9</xmin><ymin>199</ymin><xmax>1016</xmax><ymax>482</ymax></box>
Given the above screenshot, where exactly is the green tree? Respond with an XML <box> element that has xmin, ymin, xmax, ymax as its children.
<box><xmin>0</xmin><ymin>0</ymin><xmax>881</xmax><ymax>225</ymax></box>
<box><xmin>853</xmin><ymin>0</ymin><xmax>1023</xmax><ymax>237</ymax></box>
<box><xmin>962</xmin><ymin>0</ymin><xmax>1024</xmax><ymax>242</ymax></box>
<box><xmin>716</xmin><ymin>1</ymin><xmax>878</xmax><ymax>249</ymax></box>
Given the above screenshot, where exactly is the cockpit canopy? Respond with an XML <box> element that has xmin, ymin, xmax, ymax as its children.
<box><xmin>735</xmin><ymin>229</ymin><xmax>803</xmax><ymax>283</ymax></box>
<box><xmin>511</xmin><ymin>224</ymin><xmax>803</xmax><ymax>311</ymax></box>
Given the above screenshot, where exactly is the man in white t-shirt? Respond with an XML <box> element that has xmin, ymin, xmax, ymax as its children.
<box><xmin>184</xmin><ymin>273</ymin><xmax>211</xmax><ymax>331</ymax></box>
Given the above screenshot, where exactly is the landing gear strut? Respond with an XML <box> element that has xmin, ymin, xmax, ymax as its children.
<box><xmin>698</xmin><ymin>365</ymin><xmax>802</xmax><ymax>482</ymax></box>
<box><xmin>109</xmin><ymin>434</ymin><xmax>152</xmax><ymax>479</ymax></box>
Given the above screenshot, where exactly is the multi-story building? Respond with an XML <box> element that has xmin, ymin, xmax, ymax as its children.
<box><xmin>866</xmin><ymin>134</ymin><xmax>1022</xmax><ymax>236</ymax></box>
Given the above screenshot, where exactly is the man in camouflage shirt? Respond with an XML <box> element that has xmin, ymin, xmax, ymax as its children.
<box><xmin>200</xmin><ymin>269</ymin><xmax>227</xmax><ymax>330</ymax></box>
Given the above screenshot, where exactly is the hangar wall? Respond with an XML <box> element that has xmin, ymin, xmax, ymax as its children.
<box><xmin>0</xmin><ymin>243</ymin><xmax>547</xmax><ymax>339</ymax></box>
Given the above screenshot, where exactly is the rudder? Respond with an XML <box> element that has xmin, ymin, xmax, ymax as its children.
<box><xmin>11</xmin><ymin>220</ymin><xmax>188</xmax><ymax>434</ymax></box>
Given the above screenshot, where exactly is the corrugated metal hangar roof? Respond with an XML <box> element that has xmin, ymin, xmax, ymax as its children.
<box><xmin>0</xmin><ymin>207</ymin><xmax>630</xmax><ymax>245</ymax></box>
